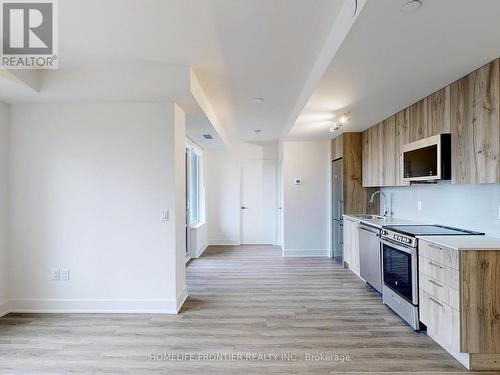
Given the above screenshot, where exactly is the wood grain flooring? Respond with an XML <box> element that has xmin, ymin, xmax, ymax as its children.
<box><xmin>0</xmin><ymin>245</ymin><xmax>481</xmax><ymax>374</ymax></box>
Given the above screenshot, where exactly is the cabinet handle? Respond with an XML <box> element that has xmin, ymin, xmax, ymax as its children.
<box><xmin>428</xmin><ymin>296</ymin><xmax>443</xmax><ymax>307</ymax></box>
<box><xmin>428</xmin><ymin>261</ymin><xmax>444</xmax><ymax>269</ymax></box>
<box><xmin>428</xmin><ymin>244</ymin><xmax>443</xmax><ymax>250</ymax></box>
<box><xmin>429</xmin><ymin>279</ymin><xmax>444</xmax><ymax>288</ymax></box>
<box><xmin>391</xmin><ymin>295</ymin><xmax>401</xmax><ymax>305</ymax></box>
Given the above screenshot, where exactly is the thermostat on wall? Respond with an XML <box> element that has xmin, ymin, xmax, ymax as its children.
<box><xmin>294</xmin><ymin>179</ymin><xmax>302</xmax><ymax>185</ymax></box>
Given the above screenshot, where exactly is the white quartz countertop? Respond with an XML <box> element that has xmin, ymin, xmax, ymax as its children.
<box><xmin>343</xmin><ymin>214</ymin><xmax>423</xmax><ymax>229</ymax></box>
<box><xmin>417</xmin><ymin>235</ymin><xmax>500</xmax><ymax>251</ymax></box>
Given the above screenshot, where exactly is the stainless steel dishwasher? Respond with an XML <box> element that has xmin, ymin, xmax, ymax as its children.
<box><xmin>358</xmin><ymin>224</ymin><xmax>382</xmax><ymax>293</ymax></box>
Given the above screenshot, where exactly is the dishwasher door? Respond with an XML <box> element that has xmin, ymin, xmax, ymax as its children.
<box><xmin>358</xmin><ymin>225</ymin><xmax>382</xmax><ymax>293</ymax></box>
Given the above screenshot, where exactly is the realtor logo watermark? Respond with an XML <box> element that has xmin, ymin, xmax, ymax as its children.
<box><xmin>1</xmin><ymin>0</ymin><xmax>58</xmax><ymax>69</ymax></box>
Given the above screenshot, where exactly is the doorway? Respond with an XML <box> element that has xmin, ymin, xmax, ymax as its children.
<box><xmin>240</xmin><ymin>160</ymin><xmax>277</xmax><ymax>245</ymax></box>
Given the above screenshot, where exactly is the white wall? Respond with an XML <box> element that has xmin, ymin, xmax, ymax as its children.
<box><xmin>282</xmin><ymin>141</ymin><xmax>331</xmax><ymax>256</ymax></box>
<box><xmin>0</xmin><ymin>103</ymin><xmax>9</xmax><ymax>316</ymax></box>
<box><xmin>8</xmin><ymin>103</ymin><xmax>187</xmax><ymax>313</ymax></box>
<box><xmin>383</xmin><ymin>183</ymin><xmax>500</xmax><ymax>238</ymax></box>
<box><xmin>205</xmin><ymin>142</ymin><xmax>278</xmax><ymax>246</ymax></box>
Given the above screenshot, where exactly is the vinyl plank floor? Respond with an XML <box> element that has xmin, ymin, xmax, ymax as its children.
<box><xmin>0</xmin><ymin>245</ymin><xmax>479</xmax><ymax>374</ymax></box>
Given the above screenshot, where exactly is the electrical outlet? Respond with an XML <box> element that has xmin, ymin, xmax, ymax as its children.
<box><xmin>417</xmin><ymin>201</ymin><xmax>423</xmax><ymax>211</ymax></box>
<box><xmin>498</xmin><ymin>205</ymin><xmax>500</xmax><ymax>220</ymax></box>
<box><xmin>51</xmin><ymin>269</ymin><xmax>60</xmax><ymax>281</ymax></box>
<box><xmin>61</xmin><ymin>269</ymin><xmax>70</xmax><ymax>281</ymax></box>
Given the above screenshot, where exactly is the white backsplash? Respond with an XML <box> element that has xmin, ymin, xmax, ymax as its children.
<box><xmin>382</xmin><ymin>182</ymin><xmax>500</xmax><ymax>238</ymax></box>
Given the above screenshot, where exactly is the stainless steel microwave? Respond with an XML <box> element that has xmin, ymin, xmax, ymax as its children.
<box><xmin>401</xmin><ymin>134</ymin><xmax>451</xmax><ymax>182</ymax></box>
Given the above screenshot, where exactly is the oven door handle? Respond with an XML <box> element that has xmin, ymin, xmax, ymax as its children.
<box><xmin>381</xmin><ymin>239</ymin><xmax>416</xmax><ymax>256</ymax></box>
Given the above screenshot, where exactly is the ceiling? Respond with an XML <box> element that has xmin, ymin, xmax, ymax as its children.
<box><xmin>0</xmin><ymin>0</ymin><xmax>347</xmax><ymax>144</ymax></box>
<box><xmin>288</xmin><ymin>0</ymin><xmax>500</xmax><ymax>140</ymax></box>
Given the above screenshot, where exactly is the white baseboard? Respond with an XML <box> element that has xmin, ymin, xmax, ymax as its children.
<box><xmin>176</xmin><ymin>285</ymin><xmax>188</xmax><ymax>312</ymax></box>
<box><xmin>282</xmin><ymin>249</ymin><xmax>330</xmax><ymax>257</ymax></box>
<box><xmin>0</xmin><ymin>300</ymin><xmax>9</xmax><ymax>317</ymax></box>
<box><xmin>8</xmin><ymin>298</ymin><xmax>182</xmax><ymax>314</ymax></box>
<box><xmin>208</xmin><ymin>239</ymin><xmax>241</xmax><ymax>246</ymax></box>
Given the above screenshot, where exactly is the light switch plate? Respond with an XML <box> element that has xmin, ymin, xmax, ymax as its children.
<box><xmin>51</xmin><ymin>269</ymin><xmax>60</xmax><ymax>281</ymax></box>
<box><xmin>61</xmin><ymin>269</ymin><xmax>70</xmax><ymax>281</ymax></box>
<box><xmin>417</xmin><ymin>201</ymin><xmax>422</xmax><ymax>211</ymax></box>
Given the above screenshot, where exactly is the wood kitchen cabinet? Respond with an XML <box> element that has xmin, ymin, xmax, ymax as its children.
<box><xmin>381</xmin><ymin>115</ymin><xmax>398</xmax><ymax>186</ymax></box>
<box><xmin>331</xmin><ymin>135</ymin><xmax>343</xmax><ymax>160</ymax></box>
<box><xmin>450</xmin><ymin>59</ymin><xmax>500</xmax><ymax>184</ymax></box>
<box><xmin>428</xmin><ymin>86</ymin><xmax>451</xmax><ymax>136</ymax></box>
<box><xmin>419</xmin><ymin>238</ymin><xmax>500</xmax><ymax>371</ymax></box>
<box><xmin>362</xmin><ymin>116</ymin><xmax>404</xmax><ymax>187</ymax></box>
<box><xmin>332</xmin><ymin>133</ymin><xmax>378</xmax><ymax>214</ymax></box>
<box><xmin>361</xmin><ymin>59</ymin><xmax>500</xmax><ymax>187</ymax></box>
<box><xmin>408</xmin><ymin>98</ymin><xmax>428</xmax><ymax>142</ymax></box>
<box><xmin>408</xmin><ymin>87</ymin><xmax>450</xmax><ymax>143</ymax></box>
<box><xmin>362</xmin><ymin>123</ymin><xmax>382</xmax><ymax>187</ymax></box>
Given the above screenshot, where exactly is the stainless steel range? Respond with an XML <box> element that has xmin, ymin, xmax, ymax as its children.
<box><xmin>380</xmin><ymin>225</ymin><xmax>483</xmax><ymax>330</ymax></box>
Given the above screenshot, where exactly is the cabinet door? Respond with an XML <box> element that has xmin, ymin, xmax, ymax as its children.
<box><xmin>343</xmin><ymin>220</ymin><xmax>352</xmax><ymax>267</ymax></box>
<box><xmin>362</xmin><ymin>124</ymin><xmax>382</xmax><ymax>187</ymax></box>
<box><xmin>382</xmin><ymin>115</ymin><xmax>398</xmax><ymax>186</ymax></box>
<box><xmin>395</xmin><ymin>109</ymin><xmax>410</xmax><ymax>186</ymax></box>
<box><xmin>362</xmin><ymin>129</ymin><xmax>373</xmax><ymax>187</ymax></box>
<box><xmin>451</xmin><ymin>60</ymin><xmax>500</xmax><ymax>184</ymax></box>
<box><xmin>427</xmin><ymin>86</ymin><xmax>451</xmax><ymax>136</ymax></box>
<box><xmin>409</xmin><ymin>98</ymin><xmax>428</xmax><ymax>142</ymax></box>
<box><xmin>331</xmin><ymin>135</ymin><xmax>343</xmax><ymax>160</ymax></box>
<box><xmin>350</xmin><ymin>220</ymin><xmax>360</xmax><ymax>276</ymax></box>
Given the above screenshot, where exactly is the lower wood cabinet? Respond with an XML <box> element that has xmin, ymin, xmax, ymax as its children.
<box><xmin>418</xmin><ymin>239</ymin><xmax>500</xmax><ymax>371</ymax></box>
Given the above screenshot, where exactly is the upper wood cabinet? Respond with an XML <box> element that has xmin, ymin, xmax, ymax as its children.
<box><xmin>428</xmin><ymin>87</ymin><xmax>451</xmax><ymax>135</ymax></box>
<box><xmin>331</xmin><ymin>135</ymin><xmax>343</xmax><ymax>160</ymax></box>
<box><xmin>332</xmin><ymin>133</ymin><xmax>378</xmax><ymax>214</ymax></box>
<box><xmin>450</xmin><ymin>59</ymin><xmax>500</xmax><ymax>184</ymax></box>
<box><xmin>362</xmin><ymin>116</ymin><xmax>406</xmax><ymax>187</ymax></box>
<box><xmin>409</xmin><ymin>98</ymin><xmax>428</xmax><ymax>142</ymax></box>
<box><xmin>381</xmin><ymin>115</ymin><xmax>398</xmax><ymax>186</ymax></box>
<box><xmin>362</xmin><ymin>123</ymin><xmax>382</xmax><ymax>187</ymax></box>
<box><xmin>362</xmin><ymin>59</ymin><xmax>500</xmax><ymax>187</ymax></box>
<box><xmin>408</xmin><ymin>87</ymin><xmax>450</xmax><ymax>142</ymax></box>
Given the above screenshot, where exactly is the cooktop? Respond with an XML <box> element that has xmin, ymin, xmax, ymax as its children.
<box><xmin>382</xmin><ymin>224</ymin><xmax>484</xmax><ymax>237</ymax></box>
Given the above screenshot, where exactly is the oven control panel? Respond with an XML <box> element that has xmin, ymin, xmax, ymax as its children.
<box><xmin>381</xmin><ymin>229</ymin><xmax>417</xmax><ymax>248</ymax></box>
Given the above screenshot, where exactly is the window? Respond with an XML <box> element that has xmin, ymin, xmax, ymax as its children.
<box><xmin>185</xmin><ymin>141</ymin><xmax>204</xmax><ymax>226</ymax></box>
<box><xmin>187</xmin><ymin>148</ymin><xmax>199</xmax><ymax>224</ymax></box>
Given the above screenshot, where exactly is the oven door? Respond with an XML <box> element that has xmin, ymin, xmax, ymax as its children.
<box><xmin>381</xmin><ymin>239</ymin><xmax>418</xmax><ymax>305</ymax></box>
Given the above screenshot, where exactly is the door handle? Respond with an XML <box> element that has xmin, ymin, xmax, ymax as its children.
<box><xmin>241</xmin><ymin>206</ymin><xmax>248</xmax><ymax>210</ymax></box>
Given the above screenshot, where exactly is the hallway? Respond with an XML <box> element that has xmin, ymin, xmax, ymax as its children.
<box><xmin>0</xmin><ymin>245</ymin><xmax>470</xmax><ymax>374</ymax></box>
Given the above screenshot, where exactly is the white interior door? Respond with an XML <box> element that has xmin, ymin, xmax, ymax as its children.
<box><xmin>241</xmin><ymin>160</ymin><xmax>276</xmax><ymax>244</ymax></box>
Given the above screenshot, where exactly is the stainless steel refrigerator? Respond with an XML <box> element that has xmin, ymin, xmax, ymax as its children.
<box><xmin>332</xmin><ymin>158</ymin><xmax>344</xmax><ymax>263</ymax></box>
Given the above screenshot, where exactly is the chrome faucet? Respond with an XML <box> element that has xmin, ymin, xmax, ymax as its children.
<box><xmin>369</xmin><ymin>190</ymin><xmax>391</xmax><ymax>217</ymax></box>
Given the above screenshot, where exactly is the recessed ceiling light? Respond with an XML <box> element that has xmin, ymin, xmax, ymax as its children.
<box><xmin>401</xmin><ymin>0</ymin><xmax>421</xmax><ymax>15</ymax></box>
<box><xmin>253</xmin><ymin>97</ymin><xmax>264</xmax><ymax>103</ymax></box>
